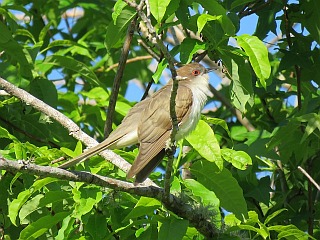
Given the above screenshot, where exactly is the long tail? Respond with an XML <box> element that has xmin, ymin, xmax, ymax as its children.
<box><xmin>59</xmin><ymin>141</ymin><xmax>111</xmax><ymax>168</ymax></box>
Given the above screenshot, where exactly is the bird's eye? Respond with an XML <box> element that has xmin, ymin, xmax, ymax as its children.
<box><xmin>192</xmin><ymin>69</ymin><xmax>201</xmax><ymax>76</ymax></box>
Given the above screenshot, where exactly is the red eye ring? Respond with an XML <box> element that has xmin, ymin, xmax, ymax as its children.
<box><xmin>192</xmin><ymin>69</ymin><xmax>201</xmax><ymax>76</ymax></box>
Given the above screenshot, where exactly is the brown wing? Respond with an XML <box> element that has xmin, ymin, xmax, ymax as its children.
<box><xmin>127</xmin><ymin>84</ymin><xmax>193</xmax><ymax>182</ymax></box>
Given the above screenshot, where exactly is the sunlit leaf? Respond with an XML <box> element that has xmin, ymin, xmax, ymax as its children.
<box><xmin>186</xmin><ymin>120</ymin><xmax>223</xmax><ymax>170</ymax></box>
<box><xmin>197</xmin><ymin>14</ymin><xmax>221</xmax><ymax>33</ymax></box>
<box><xmin>221</xmin><ymin>148</ymin><xmax>252</xmax><ymax>170</ymax></box>
<box><xmin>149</xmin><ymin>0</ymin><xmax>171</xmax><ymax>22</ymax></box>
<box><xmin>236</xmin><ymin>34</ymin><xmax>271</xmax><ymax>88</ymax></box>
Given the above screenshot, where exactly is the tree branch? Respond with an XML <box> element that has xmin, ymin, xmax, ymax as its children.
<box><xmin>124</xmin><ymin>0</ymin><xmax>179</xmax><ymax>200</ymax></box>
<box><xmin>0</xmin><ymin>157</ymin><xmax>219</xmax><ymax>239</ymax></box>
<box><xmin>0</xmin><ymin>76</ymin><xmax>136</xmax><ymax>183</ymax></box>
<box><xmin>282</xmin><ymin>1</ymin><xmax>302</xmax><ymax>110</ymax></box>
<box><xmin>298</xmin><ymin>166</ymin><xmax>320</xmax><ymax>191</ymax></box>
<box><xmin>104</xmin><ymin>16</ymin><xmax>138</xmax><ymax>137</ymax></box>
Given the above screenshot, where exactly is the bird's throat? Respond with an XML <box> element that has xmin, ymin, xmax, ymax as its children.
<box><xmin>176</xmin><ymin>75</ymin><xmax>212</xmax><ymax>140</ymax></box>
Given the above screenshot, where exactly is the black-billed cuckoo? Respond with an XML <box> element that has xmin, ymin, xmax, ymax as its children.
<box><xmin>59</xmin><ymin>62</ymin><xmax>212</xmax><ymax>183</ymax></box>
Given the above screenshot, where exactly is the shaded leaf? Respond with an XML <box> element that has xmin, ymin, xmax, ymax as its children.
<box><xmin>159</xmin><ymin>218</ymin><xmax>188</xmax><ymax>240</ymax></box>
<box><xmin>191</xmin><ymin>161</ymin><xmax>248</xmax><ymax>219</ymax></box>
<box><xmin>19</xmin><ymin>212</ymin><xmax>70</xmax><ymax>239</ymax></box>
<box><xmin>123</xmin><ymin>197</ymin><xmax>161</xmax><ymax>222</ymax></box>
<box><xmin>42</xmin><ymin>55</ymin><xmax>103</xmax><ymax>86</ymax></box>
<box><xmin>180</xmin><ymin>38</ymin><xmax>206</xmax><ymax>63</ymax></box>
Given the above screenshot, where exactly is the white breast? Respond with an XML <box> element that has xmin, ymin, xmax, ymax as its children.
<box><xmin>176</xmin><ymin>74</ymin><xmax>212</xmax><ymax>140</ymax></box>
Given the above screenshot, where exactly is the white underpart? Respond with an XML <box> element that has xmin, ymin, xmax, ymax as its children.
<box><xmin>176</xmin><ymin>73</ymin><xmax>212</xmax><ymax>140</ymax></box>
<box><xmin>111</xmin><ymin>130</ymin><xmax>138</xmax><ymax>149</ymax></box>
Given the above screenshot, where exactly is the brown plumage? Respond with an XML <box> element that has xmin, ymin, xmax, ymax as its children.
<box><xmin>59</xmin><ymin>62</ymin><xmax>212</xmax><ymax>183</ymax></box>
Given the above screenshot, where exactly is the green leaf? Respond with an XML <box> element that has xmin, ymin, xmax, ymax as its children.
<box><xmin>0</xmin><ymin>20</ymin><xmax>13</xmax><ymax>43</ymax></box>
<box><xmin>191</xmin><ymin>161</ymin><xmax>248</xmax><ymax>219</ymax></box>
<box><xmin>301</xmin><ymin>0</ymin><xmax>320</xmax><ymax>44</ymax></box>
<box><xmin>184</xmin><ymin>179</ymin><xmax>220</xmax><ymax>208</ymax></box>
<box><xmin>19</xmin><ymin>212</ymin><xmax>70</xmax><ymax>239</ymax></box>
<box><xmin>72</xmin><ymin>187</ymin><xmax>103</xmax><ymax>219</ymax></box>
<box><xmin>228</xmin><ymin>224</ymin><xmax>269</xmax><ymax>239</ymax></box>
<box><xmin>116</xmin><ymin>101</ymin><xmax>133</xmax><ymax>117</ymax></box>
<box><xmin>196</xmin><ymin>0</ymin><xmax>235</xmax><ymax>36</ymax></box>
<box><xmin>186</xmin><ymin>120</ymin><xmax>223</xmax><ymax>170</ymax></box>
<box><xmin>264</xmin><ymin>209</ymin><xmax>287</xmax><ymax>225</ymax></box>
<box><xmin>86</xmin><ymin>213</ymin><xmax>109</xmax><ymax>239</ymax></box>
<box><xmin>149</xmin><ymin>0</ymin><xmax>171</xmax><ymax>23</ymax></box>
<box><xmin>40</xmin><ymin>40</ymin><xmax>91</xmax><ymax>55</ymax></box>
<box><xmin>39</xmin><ymin>22</ymin><xmax>52</xmax><ymax>42</ymax></box>
<box><xmin>184</xmin><ymin>179</ymin><xmax>221</xmax><ymax>225</ymax></box>
<box><xmin>19</xmin><ymin>191</ymin><xmax>72</xmax><ymax>223</ymax></box>
<box><xmin>105</xmin><ymin>7</ymin><xmax>136</xmax><ymax>50</ymax></box>
<box><xmin>30</xmin><ymin>77</ymin><xmax>58</xmax><ymax>107</ymax></box>
<box><xmin>0</xmin><ymin>21</ymin><xmax>33</xmax><ymax>78</ymax></box>
<box><xmin>9</xmin><ymin>178</ymin><xmax>60</xmax><ymax>226</ymax></box>
<box><xmin>0</xmin><ymin>126</ymin><xmax>18</xmax><ymax>141</ymax></box>
<box><xmin>197</xmin><ymin>14</ymin><xmax>222</xmax><ymax>33</ymax></box>
<box><xmin>179</xmin><ymin>38</ymin><xmax>206</xmax><ymax>63</ymax></box>
<box><xmin>245</xmin><ymin>177</ymin><xmax>272</xmax><ymax>206</ymax></box>
<box><xmin>220</xmin><ymin>49</ymin><xmax>253</xmax><ymax>112</ymax></box>
<box><xmin>231</xmin><ymin>0</ymin><xmax>256</xmax><ymax>10</ymax></box>
<box><xmin>56</xmin><ymin>216</ymin><xmax>76</xmax><ymax>240</ymax></box>
<box><xmin>296</xmin><ymin>113</ymin><xmax>320</xmax><ymax>143</ymax></box>
<box><xmin>112</xmin><ymin>0</ymin><xmax>127</xmax><ymax>24</ymax></box>
<box><xmin>203</xmin><ymin>116</ymin><xmax>231</xmax><ymax>138</ymax></box>
<box><xmin>236</xmin><ymin>34</ymin><xmax>271</xmax><ymax>88</ymax></box>
<box><xmin>15</xmin><ymin>29</ymin><xmax>36</xmax><ymax>43</ymax></box>
<box><xmin>42</xmin><ymin>55</ymin><xmax>103</xmax><ymax>87</ymax></box>
<box><xmin>221</xmin><ymin>149</ymin><xmax>252</xmax><ymax>170</ymax></box>
<box><xmin>123</xmin><ymin>197</ymin><xmax>161</xmax><ymax>222</ymax></box>
<box><xmin>152</xmin><ymin>59</ymin><xmax>167</xmax><ymax>83</ymax></box>
<box><xmin>224</xmin><ymin>214</ymin><xmax>241</xmax><ymax>227</ymax></box>
<box><xmin>268</xmin><ymin>225</ymin><xmax>310</xmax><ymax>239</ymax></box>
<box><xmin>158</xmin><ymin>218</ymin><xmax>188</xmax><ymax>240</ymax></box>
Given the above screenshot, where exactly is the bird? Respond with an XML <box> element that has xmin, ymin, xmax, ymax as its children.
<box><xmin>59</xmin><ymin>62</ymin><xmax>213</xmax><ymax>183</ymax></box>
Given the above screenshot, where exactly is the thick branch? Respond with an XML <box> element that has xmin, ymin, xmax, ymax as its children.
<box><xmin>0</xmin><ymin>158</ymin><xmax>219</xmax><ymax>239</ymax></box>
<box><xmin>0</xmin><ymin>77</ymin><xmax>131</xmax><ymax>178</ymax></box>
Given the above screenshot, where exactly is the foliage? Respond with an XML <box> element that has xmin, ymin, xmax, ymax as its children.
<box><xmin>0</xmin><ymin>0</ymin><xmax>320</xmax><ymax>239</ymax></box>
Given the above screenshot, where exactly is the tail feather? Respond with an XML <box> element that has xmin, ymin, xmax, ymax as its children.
<box><xmin>59</xmin><ymin>142</ymin><xmax>111</xmax><ymax>168</ymax></box>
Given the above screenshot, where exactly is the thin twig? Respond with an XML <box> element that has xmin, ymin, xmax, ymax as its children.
<box><xmin>298</xmin><ymin>166</ymin><xmax>320</xmax><ymax>191</ymax></box>
<box><xmin>104</xmin><ymin>16</ymin><xmax>138</xmax><ymax>137</ymax></box>
<box><xmin>282</xmin><ymin>1</ymin><xmax>302</xmax><ymax>110</ymax></box>
<box><xmin>140</xmin><ymin>80</ymin><xmax>153</xmax><ymax>100</ymax></box>
<box><xmin>138</xmin><ymin>39</ymin><xmax>161</xmax><ymax>61</ymax></box>
<box><xmin>105</xmin><ymin>55</ymin><xmax>153</xmax><ymax>72</ymax></box>
<box><xmin>0</xmin><ymin>157</ymin><xmax>219</xmax><ymax>239</ymax></box>
<box><xmin>239</xmin><ymin>1</ymin><xmax>273</xmax><ymax>18</ymax></box>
